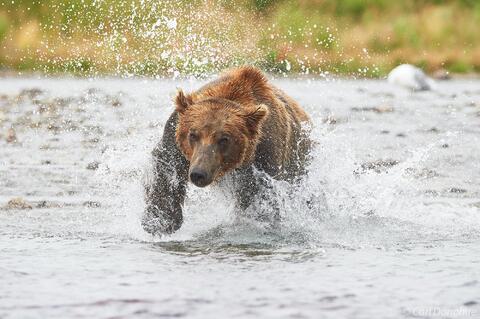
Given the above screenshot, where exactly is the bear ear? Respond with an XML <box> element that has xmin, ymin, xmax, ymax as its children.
<box><xmin>243</xmin><ymin>104</ymin><xmax>268</xmax><ymax>136</ymax></box>
<box><xmin>175</xmin><ymin>89</ymin><xmax>193</xmax><ymax>114</ymax></box>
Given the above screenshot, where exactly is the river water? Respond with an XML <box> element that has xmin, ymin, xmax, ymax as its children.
<box><xmin>0</xmin><ymin>77</ymin><xmax>479</xmax><ymax>319</ymax></box>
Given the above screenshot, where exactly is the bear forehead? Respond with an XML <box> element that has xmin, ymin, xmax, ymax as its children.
<box><xmin>188</xmin><ymin>117</ymin><xmax>242</xmax><ymax>135</ymax></box>
<box><xmin>188</xmin><ymin>105</ymin><xmax>234</xmax><ymax>119</ymax></box>
<box><xmin>184</xmin><ymin>104</ymin><xmax>243</xmax><ymax>129</ymax></box>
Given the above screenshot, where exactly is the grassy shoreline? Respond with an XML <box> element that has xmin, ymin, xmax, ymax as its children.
<box><xmin>1</xmin><ymin>0</ymin><xmax>479</xmax><ymax>77</ymax></box>
<box><xmin>2</xmin><ymin>68</ymin><xmax>479</xmax><ymax>81</ymax></box>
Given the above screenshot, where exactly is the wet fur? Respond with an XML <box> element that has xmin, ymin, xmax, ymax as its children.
<box><xmin>143</xmin><ymin>66</ymin><xmax>312</xmax><ymax>235</ymax></box>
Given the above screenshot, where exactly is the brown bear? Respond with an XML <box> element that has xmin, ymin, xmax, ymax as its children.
<box><xmin>143</xmin><ymin>66</ymin><xmax>311</xmax><ymax>235</ymax></box>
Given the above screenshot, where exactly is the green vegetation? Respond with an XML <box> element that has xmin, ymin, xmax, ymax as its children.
<box><xmin>0</xmin><ymin>0</ymin><xmax>479</xmax><ymax>77</ymax></box>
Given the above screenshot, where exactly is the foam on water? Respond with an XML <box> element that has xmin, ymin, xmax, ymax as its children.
<box><xmin>84</xmin><ymin>77</ymin><xmax>480</xmax><ymax>250</ymax></box>
<box><xmin>1</xmin><ymin>77</ymin><xmax>480</xmax><ymax>319</ymax></box>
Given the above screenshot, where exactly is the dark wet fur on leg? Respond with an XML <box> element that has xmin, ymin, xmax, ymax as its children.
<box><xmin>143</xmin><ymin>112</ymin><xmax>188</xmax><ymax>235</ymax></box>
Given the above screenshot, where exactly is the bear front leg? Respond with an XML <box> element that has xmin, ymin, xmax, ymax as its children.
<box><xmin>234</xmin><ymin>166</ymin><xmax>281</xmax><ymax>224</ymax></box>
<box><xmin>143</xmin><ymin>112</ymin><xmax>189</xmax><ymax>235</ymax></box>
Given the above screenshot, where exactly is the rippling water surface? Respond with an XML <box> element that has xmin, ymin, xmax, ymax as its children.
<box><xmin>0</xmin><ymin>77</ymin><xmax>479</xmax><ymax>319</ymax></box>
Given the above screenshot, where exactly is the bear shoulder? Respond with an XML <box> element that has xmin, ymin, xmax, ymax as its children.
<box><xmin>191</xmin><ymin>66</ymin><xmax>274</xmax><ymax>106</ymax></box>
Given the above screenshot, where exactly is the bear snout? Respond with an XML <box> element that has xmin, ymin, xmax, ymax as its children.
<box><xmin>189</xmin><ymin>169</ymin><xmax>211</xmax><ymax>187</ymax></box>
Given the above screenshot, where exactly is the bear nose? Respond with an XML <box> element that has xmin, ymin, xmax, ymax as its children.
<box><xmin>190</xmin><ymin>170</ymin><xmax>208</xmax><ymax>187</ymax></box>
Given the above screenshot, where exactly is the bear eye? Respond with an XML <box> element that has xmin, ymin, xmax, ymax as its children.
<box><xmin>188</xmin><ymin>132</ymin><xmax>199</xmax><ymax>142</ymax></box>
<box><xmin>218</xmin><ymin>136</ymin><xmax>230</xmax><ymax>147</ymax></box>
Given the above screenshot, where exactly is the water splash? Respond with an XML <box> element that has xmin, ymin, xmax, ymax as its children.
<box><xmin>94</xmin><ymin>81</ymin><xmax>480</xmax><ymax>249</ymax></box>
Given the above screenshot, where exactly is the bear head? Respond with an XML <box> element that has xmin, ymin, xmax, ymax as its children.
<box><xmin>175</xmin><ymin>89</ymin><xmax>268</xmax><ymax>187</ymax></box>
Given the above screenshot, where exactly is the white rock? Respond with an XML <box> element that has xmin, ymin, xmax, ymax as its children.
<box><xmin>166</xmin><ymin>18</ymin><xmax>177</xmax><ymax>30</ymax></box>
<box><xmin>387</xmin><ymin>64</ymin><xmax>435</xmax><ymax>91</ymax></box>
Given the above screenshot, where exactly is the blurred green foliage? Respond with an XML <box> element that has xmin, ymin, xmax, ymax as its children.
<box><xmin>0</xmin><ymin>15</ymin><xmax>8</xmax><ymax>41</ymax></box>
<box><xmin>0</xmin><ymin>0</ymin><xmax>479</xmax><ymax>76</ymax></box>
